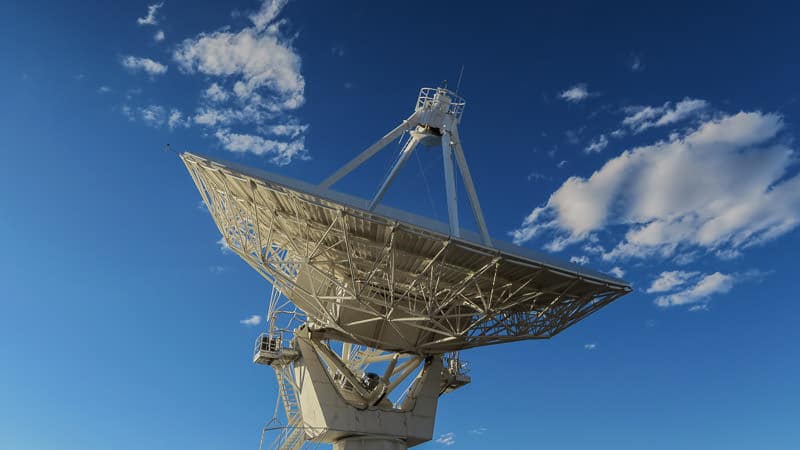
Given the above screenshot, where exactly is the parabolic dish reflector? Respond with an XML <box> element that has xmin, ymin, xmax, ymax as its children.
<box><xmin>183</xmin><ymin>152</ymin><xmax>631</xmax><ymax>354</ymax></box>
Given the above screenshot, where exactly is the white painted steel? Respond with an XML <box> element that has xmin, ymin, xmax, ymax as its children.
<box><xmin>369</xmin><ymin>136</ymin><xmax>420</xmax><ymax>211</ymax></box>
<box><xmin>182</xmin><ymin>85</ymin><xmax>632</xmax><ymax>450</ymax></box>
<box><xmin>441</xmin><ymin>132</ymin><xmax>459</xmax><ymax>237</ymax></box>
<box><xmin>317</xmin><ymin>87</ymin><xmax>490</xmax><ymax>245</ymax></box>
<box><xmin>182</xmin><ymin>151</ymin><xmax>630</xmax><ymax>354</ymax></box>
<box><xmin>450</xmin><ymin>126</ymin><xmax>491</xmax><ymax>246</ymax></box>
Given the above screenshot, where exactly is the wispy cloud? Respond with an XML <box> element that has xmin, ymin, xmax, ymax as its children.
<box><xmin>468</xmin><ymin>427</ymin><xmax>488</xmax><ymax>435</ymax></box>
<box><xmin>154</xmin><ymin>30</ymin><xmax>165</xmax><ymax>42</ymax></box>
<box><xmin>570</xmin><ymin>255</ymin><xmax>589</xmax><ymax>265</ymax></box>
<box><xmin>240</xmin><ymin>314</ymin><xmax>262</xmax><ymax>326</ymax></box>
<box><xmin>584</xmin><ymin>343</ymin><xmax>597</xmax><ymax>350</ymax></box>
<box><xmin>654</xmin><ymin>272</ymin><xmax>733</xmax><ymax>307</ymax></box>
<box><xmin>204</xmin><ymin>83</ymin><xmax>229</xmax><ymax>102</ymax></box>
<box><xmin>647</xmin><ymin>270</ymin><xmax>699</xmax><ymax>294</ymax></box>
<box><xmin>97</xmin><ymin>85</ymin><xmax>111</xmax><ymax>94</ymax></box>
<box><xmin>168</xmin><ymin>109</ymin><xmax>189</xmax><ymax>129</ymax></box>
<box><xmin>435</xmin><ymin>433</ymin><xmax>455</xmax><ymax>446</ymax></box>
<box><xmin>217</xmin><ymin>236</ymin><xmax>231</xmax><ymax>253</ymax></box>
<box><xmin>121</xmin><ymin>55</ymin><xmax>168</xmax><ymax>76</ymax></box>
<box><xmin>140</xmin><ymin>105</ymin><xmax>166</xmax><ymax>127</ymax></box>
<box><xmin>527</xmin><ymin>171</ymin><xmax>550</xmax><ymax>182</ymax></box>
<box><xmin>653</xmin><ymin>269</ymin><xmax>767</xmax><ymax>308</ymax></box>
<box><xmin>584</xmin><ymin>134</ymin><xmax>608</xmax><ymax>153</ymax></box>
<box><xmin>622</xmin><ymin>98</ymin><xmax>707</xmax><ymax>133</ymax></box>
<box><xmin>630</xmin><ymin>54</ymin><xmax>643</xmax><ymax>72</ymax></box>
<box><xmin>137</xmin><ymin>2</ymin><xmax>164</xmax><ymax>26</ymax></box>
<box><xmin>609</xmin><ymin>266</ymin><xmax>625</xmax><ymax>278</ymax></box>
<box><xmin>560</xmin><ymin>83</ymin><xmax>592</xmax><ymax>103</ymax></box>
<box><xmin>214</xmin><ymin>129</ymin><xmax>307</xmax><ymax>165</ymax></box>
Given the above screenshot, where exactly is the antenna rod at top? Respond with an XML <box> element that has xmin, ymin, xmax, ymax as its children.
<box><xmin>455</xmin><ymin>65</ymin><xmax>465</xmax><ymax>94</ymax></box>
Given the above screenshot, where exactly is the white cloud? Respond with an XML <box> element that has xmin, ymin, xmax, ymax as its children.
<box><xmin>560</xmin><ymin>83</ymin><xmax>591</xmax><ymax>103</ymax></box>
<box><xmin>646</xmin><ymin>270</ymin><xmax>699</xmax><ymax>293</ymax></box>
<box><xmin>172</xmin><ymin>0</ymin><xmax>308</xmax><ymax>164</ymax></box>
<box><xmin>435</xmin><ymin>433</ymin><xmax>455</xmax><ymax>446</ymax></box>
<box><xmin>510</xmin><ymin>111</ymin><xmax>800</xmax><ymax>264</ymax></box>
<box><xmin>125</xmin><ymin>88</ymin><xmax>143</xmax><ymax>100</ymax></box>
<box><xmin>217</xmin><ymin>236</ymin><xmax>231</xmax><ymax>253</ymax></box>
<box><xmin>139</xmin><ymin>105</ymin><xmax>166</xmax><ymax>127</ymax></box>
<box><xmin>610</xmin><ymin>128</ymin><xmax>625</xmax><ymax>138</ymax></box>
<box><xmin>622</xmin><ymin>98</ymin><xmax>708</xmax><ymax>133</ymax></box>
<box><xmin>215</xmin><ymin>129</ymin><xmax>306</xmax><ymax>165</ymax></box>
<box><xmin>209</xmin><ymin>265</ymin><xmax>225</xmax><ymax>274</ymax></box>
<box><xmin>204</xmin><ymin>83</ymin><xmax>229</xmax><ymax>102</ymax></box>
<box><xmin>654</xmin><ymin>272</ymin><xmax>734</xmax><ymax>307</ymax></box>
<box><xmin>154</xmin><ymin>30</ymin><xmax>165</xmax><ymax>42</ymax></box>
<box><xmin>97</xmin><ymin>85</ymin><xmax>111</xmax><ymax>94</ymax></box>
<box><xmin>121</xmin><ymin>105</ymin><xmax>135</xmax><ymax>121</ymax></box>
<box><xmin>137</xmin><ymin>2</ymin><xmax>164</xmax><ymax>26</ymax></box>
<box><xmin>249</xmin><ymin>0</ymin><xmax>289</xmax><ymax>30</ymax></box>
<box><xmin>527</xmin><ymin>171</ymin><xmax>549</xmax><ymax>182</ymax></box>
<box><xmin>584</xmin><ymin>343</ymin><xmax>597</xmax><ymax>350</ymax></box>
<box><xmin>261</xmin><ymin>123</ymin><xmax>308</xmax><ymax>138</ymax></box>
<box><xmin>688</xmin><ymin>304</ymin><xmax>709</xmax><ymax>312</ymax></box>
<box><xmin>173</xmin><ymin>13</ymin><xmax>304</xmax><ymax>112</ymax></box>
<box><xmin>557</xmin><ymin>160</ymin><xmax>567</xmax><ymax>168</ymax></box>
<box><xmin>121</xmin><ymin>55</ymin><xmax>168</xmax><ymax>76</ymax></box>
<box><xmin>631</xmin><ymin>55</ymin><xmax>643</xmax><ymax>72</ymax></box>
<box><xmin>609</xmin><ymin>266</ymin><xmax>625</xmax><ymax>278</ymax></box>
<box><xmin>585</xmin><ymin>134</ymin><xmax>608</xmax><ymax>153</ymax></box>
<box><xmin>468</xmin><ymin>427</ymin><xmax>488</xmax><ymax>435</ymax></box>
<box><xmin>168</xmin><ymin>109</ymin><xmax>188</xmax><ymax>129</ymax></box>
<box><xmin>715</xmin><ymin>248</ymin><xmax>742</xmax><ymax>260</ymax></box>
<box><xmin>673</xmin><ymin>252</ymin><xmax>698</xmax><ymax>266</ymax></box>
<box><xmin>566</xmin><ymin>127</ymin><xmax>584</xmax><ymax>145</ymax></box>
<box><xmin>570</xmin><ymin>255</ymin><xmax>589</xmax><ymax>265</ymax></box>
<box><xmin>240</xmin><ymin>314</ymin><xmax>262</xmax><ymax>326</ymax></box>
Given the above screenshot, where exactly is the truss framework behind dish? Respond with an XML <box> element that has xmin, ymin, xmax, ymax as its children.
<box><xmin>183</xmin><ymin>152</ymin><xmax>630</xmax><ymax>354</ymax></box>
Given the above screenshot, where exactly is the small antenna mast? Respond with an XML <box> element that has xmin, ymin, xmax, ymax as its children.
<box><xmin>455</xmin><ymin>65</ymin><xmax>465</xmax><ymax>94</ymax></box>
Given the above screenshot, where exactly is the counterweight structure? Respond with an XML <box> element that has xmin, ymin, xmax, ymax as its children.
<box><xmin>181</xmin><ymin>87</ymin><xmax>631</xmax><ymax>449</ymax></box>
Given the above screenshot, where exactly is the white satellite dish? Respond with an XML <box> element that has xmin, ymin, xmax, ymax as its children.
<box><xmin>181</xmin><ymin>86</ymin><xmax>630</xmax><ymax>449</ymax></box>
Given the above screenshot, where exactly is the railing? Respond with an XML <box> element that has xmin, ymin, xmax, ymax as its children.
<box><xmin>416</xmin><ymin>87</ymin><xmax>466</xmax><ymax>119</ymax></box>
<box><xmin>254</xmin><ymin>332</ymin><xmax>284</xmax><ymax>356</ymax></box>
<box><xmin>443</xmin><ymin>352</ymin><xmax>470</xmax><ymax>376</ymax></box>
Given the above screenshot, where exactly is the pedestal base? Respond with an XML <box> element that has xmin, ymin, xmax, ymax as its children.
<box><xmin>293</xmin><ymin>332</ymin><xmax>442</xmax><ymax>447</ymax></box>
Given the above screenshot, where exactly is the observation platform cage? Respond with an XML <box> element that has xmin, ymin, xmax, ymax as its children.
<box><xmin>415</xmin><ymin>87</ymin><xmax>466</xmax><ymax>120</ymax></box>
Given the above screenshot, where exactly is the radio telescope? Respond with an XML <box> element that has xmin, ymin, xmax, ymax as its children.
<box><xmin>181</xmin><ymin>86</ymin><xmax>631</xmax><ymax>449</ymax></box>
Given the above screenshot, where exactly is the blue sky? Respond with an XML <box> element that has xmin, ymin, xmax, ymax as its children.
<box><xmin>2</xmin><ymin>0</ymin><xmax>799</xmax><ymax>449</ymax></box>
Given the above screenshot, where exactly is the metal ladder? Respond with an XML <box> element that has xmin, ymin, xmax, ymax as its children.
<box><xmin>272</xmin><ymin>364</ymin><xmax>306</xmax><ymax>450</ymax></box>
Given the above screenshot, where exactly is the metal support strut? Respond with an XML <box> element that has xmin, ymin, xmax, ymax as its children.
<box><xmin>318</xmin><ymin>86</ymin><xmax>492</xmax><ymax>246</ymax></box>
